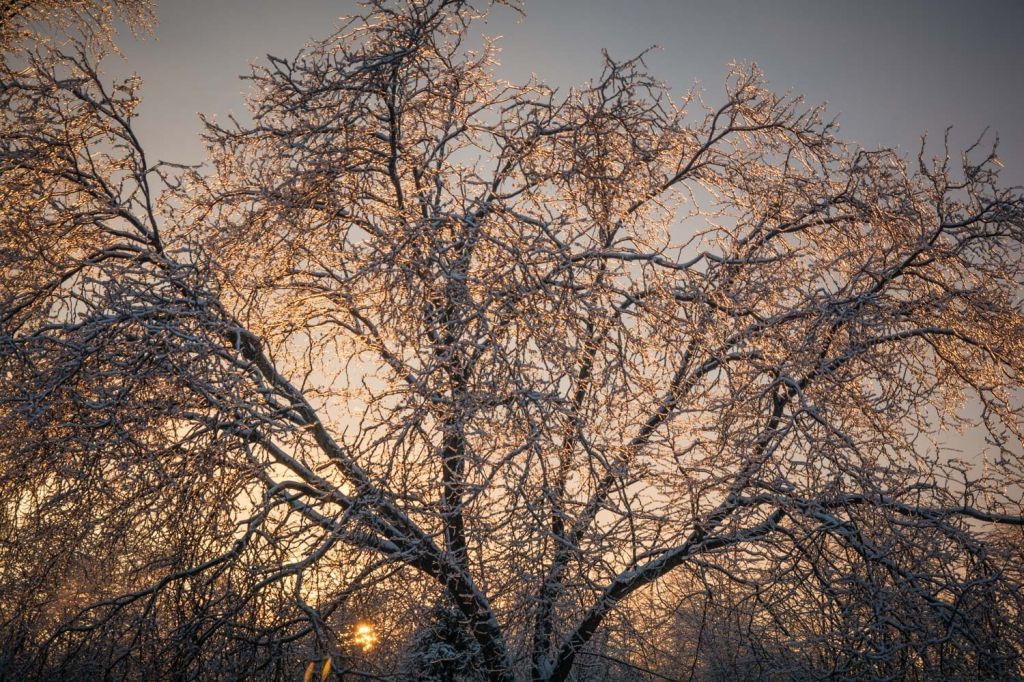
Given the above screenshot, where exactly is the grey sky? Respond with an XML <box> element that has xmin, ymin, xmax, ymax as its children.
<box><xmin>117</xmin><ymin>0</ymin><xmax>1024</xmax><ymax>185</ymax></box>
<box><xmin>105</xmin><ymin>0</ymin><xmax>1020</xmax><ymax>461</ymax></box>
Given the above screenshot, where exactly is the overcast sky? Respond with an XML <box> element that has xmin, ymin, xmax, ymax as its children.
<box><xmin>114</xmin><ymin>0</ymin><xmax>1024</xmax><ymax>185</ymax></box>
<box><xmin>102</xmin><ymin>0</ymin><xmax>1021</xmax><ymax>458</ymax></box>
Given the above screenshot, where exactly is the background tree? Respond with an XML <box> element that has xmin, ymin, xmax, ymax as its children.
<box><xmin>2</xmin><ymin>0</ymin><xmax>1024</xmax><ymax>680</ymax></box>
<box><xmin>403</xmin><ymin>598</ymin><xmax>485</xmax><ymax>680</ymax></box>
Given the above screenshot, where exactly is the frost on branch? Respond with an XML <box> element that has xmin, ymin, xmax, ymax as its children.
<box><xmin>2</xmin><ymin>1</ymin><xmax>1024</xmax><ymax>680</ymax></box>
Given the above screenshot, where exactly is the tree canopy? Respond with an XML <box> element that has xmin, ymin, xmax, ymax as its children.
<box><xmin>2</xmin><ymin>1</ymin><xmax>1023</xmax><ymax>680</ymax></box>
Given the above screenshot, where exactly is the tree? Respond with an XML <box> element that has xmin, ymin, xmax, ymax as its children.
<box><xmin>403</xmin><ymin>598</ymin><xmax>484</xmax><ymax>680</ymax></box>
<box><xmin>2</xmin><ymin>0</ymin><xmax>1024</xmax><ymax>680</ymax></box>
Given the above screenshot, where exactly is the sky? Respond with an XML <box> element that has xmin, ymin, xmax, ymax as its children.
<box><xmin>112</xmin><ymin>0</ymin><xmax>1024</xmax><ymax>186</ymax></box>
<box><xmin>102</xmin><ymin>0</ymin><xmax>1022</xmax><ymax>462</ymax></box>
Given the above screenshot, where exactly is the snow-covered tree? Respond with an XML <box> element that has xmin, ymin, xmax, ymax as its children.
<box><xmin>404</xmin><ymin>598</ymin><xmax>484</xmax><ymax>681</ymax></box>
<box><xmin>2</xmin><ymin>1</ymin><xmax>1024</xmax><ymax>680</ymax></box>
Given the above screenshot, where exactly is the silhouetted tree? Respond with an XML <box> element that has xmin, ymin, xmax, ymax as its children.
<box><xmin>3</xmin><ymin>1</ymin><xmax>1024</xmax><ymax>680</ymax></box>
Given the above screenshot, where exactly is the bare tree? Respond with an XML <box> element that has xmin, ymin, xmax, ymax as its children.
<box><xmin>2</xmin><ymin>1</ymin><xmax>1024</xmax><ymax>680</ymax></box>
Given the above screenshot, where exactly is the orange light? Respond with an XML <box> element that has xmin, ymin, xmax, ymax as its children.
<box><xmin>352</xmin><ymin>623</ymin><xmax>378</xmax><ymax>651</ymax></box>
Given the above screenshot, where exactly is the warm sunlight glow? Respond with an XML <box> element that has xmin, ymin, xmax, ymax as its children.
<box><xmin>4</xmin><ymin>1</ymin><xmax>1024</xmax><ymax>680</ymax></box>
<box><xmin>352</xmin><ymin>623</ymin><xmax>378</xmax><ymax>652</ymax></box>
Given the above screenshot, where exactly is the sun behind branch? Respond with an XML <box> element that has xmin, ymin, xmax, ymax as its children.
<box><xmin>352</xmin><ymin>623</ymin><xmax>378</xmax><ymax>652</ymax></box>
